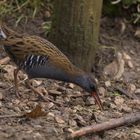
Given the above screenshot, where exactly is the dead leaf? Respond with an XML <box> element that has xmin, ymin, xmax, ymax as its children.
<box><xmin>127</xmin><ymin>60</ymin><xmax>134</xmax><ymax>68</ymax></box>
<box><xmin>123</xmin><ymin>52</ymin><xmax>131</xmax><ymax>60</ymax></box>
<box><xmin>3</xmin><ymin>65</ymin><xmax>16</xmax><ymax>81</ymax></box>
<box><xmin>135</xmin><ymin>28</ymin><xmax>140</xmax><ymax>38</ymax></box>
<box><xmin>114</xmin><ymin>52</ymin><xmax>125</xmax><ymax>80</ymax></box>
<box><xmin>103</xmin><ymin>60</ymin><xmax>118</xmax><ymax>78</ymax></box>
<box><xmin>105</xmin><ymin>81</ymin><xmax>111</xmax><ymax>87</ymax></box>
<box><xmin>114</xmin><ymin>96</ymin><xmax>124</xmax><ymax>106</ymax></box>
<box><xmin>68</xmin><ymin>83</ymin><xmax>75</xmax><ymax>89</ymax></box>
<box><xmin>98</xmin><ymin>87</ymin><xmax>106</xmax><ymax>97</ymax></box>
<box><xmin>55</xmin><ymin>116</ymin><xmax>65</xmax><ymax>124</ymax></box>
<box><xmin>103</xmin><ymin>52</ymin><xmax>125</xmax><ymax>80</ymax></box>
<box><xmin>0</xmin><ymin>57</ymin><xmax>10</xmax><ymax>65</ymax></box>
<box><xmin>48</xmin><ymin>90</ymin><xmax>61</xmax><ymax>95</ymax></box>
<box><xmin>25</xmin><ymin>104</ymin><xmax>47</xmax><ymax>119</ymax></box>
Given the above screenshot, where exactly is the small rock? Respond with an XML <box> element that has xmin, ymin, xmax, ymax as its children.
<box><xmin>0</xmin><ymin>92</ymin><xmax>3</xmax><ymax>100</ymax></box>
<box><xmin>48</xmin><ymin>102</ymin><xmax>54</xmax><ymax>109</ymax></box>
<box><xmin>68</xmin><ymin>83</ymin><xmax>75</xmax><ymax>89</ymax></box>
<box><xmin>123</xmin><ymin>52</ymin><xmax>131</xmax><ymax>60</ymax></box>
<box><xmin>128</xmin><ymin>84</ymin><xmax>136</xmax><ymax>93</ymax></box>
<box><xmin>121</xmin><ymin>104</ymin><xmax>132</xmax><ymax>113</ymax></box>
<box><xmin>86</xmin><ymin>97</ymin><xmax>95</xmax><ymax>105</ymax></box>
<box><xmin>105</xmin><ymin>81</ymin><xmax>111</xmax><ymax>87</ymax></box>
<box><xmin>47</xmin><ymin>112</ymin><xmax>55</xmax><ymax>117</ymax></box>
<box><xmin>48</xmin><ymin>90</ymin><xmax>61</xmax><ymax>95</ymax></box>
<box><xmin>127</xmin><ymin>60</ymin><xmax>134</xmax><ymax>68</ymax></box>
<box><xmin>31</xmin><ymin>80</ymin><xmax>42</xmax><ymax>87</ymax></box>
<box><xmin>114</xmin><ymin>96</ymin><xmax>124</xmax><ymax>105</ymax></box>
<box><xmin>99</xmin><ymin>87</ymin><xmax>106</xmax><ymax>96</ymax></box>
<box><xmin>135</xmin><ymin>89</ymin><xmax>140</xmax><ymax>94</ymax></box>
<box><xmin>55</xmin><ymin>116</ymin><xmax>65</xmax><ymax>124</ymax></box>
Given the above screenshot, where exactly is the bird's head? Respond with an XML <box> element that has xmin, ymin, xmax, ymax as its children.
<box><xmin>75</xmin><ymin>73</ymin><xmax>103</xmax><ymax>110</ymax></box>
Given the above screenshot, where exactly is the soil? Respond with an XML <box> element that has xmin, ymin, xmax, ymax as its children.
<box><xmin>0</xmin><ymin>16</ymin><xmax>140</xmax><ymax>140</ymax></box>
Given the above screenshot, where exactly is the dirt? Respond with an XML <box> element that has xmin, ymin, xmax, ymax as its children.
<box><xmin>0</xmin><ymin>16</ymin><xmax>140</xmax><ymax>140</ymax></box>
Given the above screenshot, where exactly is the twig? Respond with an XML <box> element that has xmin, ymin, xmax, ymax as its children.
<box><xmin>0</xmin><ymin>57</ymin><xmax>10</xmax><ymax>65</ymax></box>
<box><xmin>68</xmin><ymin>112</ymin><xmax>140</xmax><ymax>139</ymax></box>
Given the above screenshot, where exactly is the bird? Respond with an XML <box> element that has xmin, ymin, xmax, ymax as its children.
<box><xmin>0</xmin><ymin>22</ymin><xmax>103</xmax><ymax>109</ymax></box>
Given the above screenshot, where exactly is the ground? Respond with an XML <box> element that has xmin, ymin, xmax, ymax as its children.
<box><xmin>0</xmin><ymin>17</ymin><xmax>140</xmax><ymax>140</ymax></box>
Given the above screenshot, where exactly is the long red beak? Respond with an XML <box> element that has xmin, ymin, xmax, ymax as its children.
<box><xmin>91</xmin><ymin>91</ymin><xmax>103</xmax><ymax>110</ymax></box>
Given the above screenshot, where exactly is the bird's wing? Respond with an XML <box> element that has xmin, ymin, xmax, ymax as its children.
<box><xmin>3</xmin><ymin>35</ymin><xmax>80</xmax><ymax>74</ymax></box>
<box><xmin>15</xmin><ymin>35</ymin><xmax>76</xmax><ymax>73</ymax></box>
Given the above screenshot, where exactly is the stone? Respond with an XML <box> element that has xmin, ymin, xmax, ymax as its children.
<box><xmin>105</xmin><ymin>81</ymin><xmax>111</xmax><ymax>87</ymax></box>
<box><xmin>99</xmin><ymin>87</ymin><xmax>106</xmax><ymax>96</ymax></box>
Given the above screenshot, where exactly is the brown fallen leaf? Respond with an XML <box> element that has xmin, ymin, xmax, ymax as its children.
<box><xmin>25</xmin><ymin>104</ymin><xmax>47</xmax><ymax>119</ymax></box>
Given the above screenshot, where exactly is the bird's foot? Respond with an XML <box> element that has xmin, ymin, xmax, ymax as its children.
<box><xmin>34</xmin><ymin>88</ymin><xmax>62</xmax><ymax>106</ymax></box>
<box><xmin>25</xmin><ymin>79</ymin><xmax>62</xmax><ymax>106</ymax></box>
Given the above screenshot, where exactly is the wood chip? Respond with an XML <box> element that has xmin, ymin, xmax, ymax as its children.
<box><xmin>127</xmin><ymin>60</ymin><xmax>134</xmax><ymax>68</ymax></box>
<box><xmin>55</xmin><ymin>116</ymin><xmax>65</xmax><ymax>124</ymax></box>
<box><xmin>105</xmin><ymin>81</ymin><xmax>111</xmax><ymax>87</ymax></box>
<box><xmin>123</xmin><ymin>52</ymin><xmax>131</xmax><ymax>60</ymax></box>
<box><xmin>114</xmin><ymin>96</ymin><xmax>124</xmax><ymax>105</ymax></box>
<box><xmin>99</xmin><ymin>87</ymin><xmax>106</xmax><ymax>96</ymax></box>
<box><xmin>68</xmin><ymin>83</ymin><xmax>75</xmax><ymax>89</ymax></box>
<box><xmin>0</xmin><ymin>92</ymin><xmax>3</xmax><ymax>100</ymax></box>
<box><xmin>48</xmin><ymin>90</ymin><xmax>62</xmax><ymax>95</ymax></box>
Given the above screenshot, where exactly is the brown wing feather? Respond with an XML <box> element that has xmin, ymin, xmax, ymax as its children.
<box><xmin>22</xmin><ymin>36</ymin><xmax>76</xmax><ymax>73</ymax></box>
<box><xmin>3</xmin><ymin>35</ymin><xmax>82</xmax><ymax>74</ymax></box>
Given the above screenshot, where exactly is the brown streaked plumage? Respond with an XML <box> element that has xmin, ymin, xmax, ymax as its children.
<box><xmin>0</xmin><ymin>22</ymin><xmax>103</xmax><ymax>109</ymax></box>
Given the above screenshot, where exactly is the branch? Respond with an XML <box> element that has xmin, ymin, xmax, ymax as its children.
<box><xmin>69</xmin><ymin>112</ymin><xmax>140</xmax><ymax>139</ymax></box>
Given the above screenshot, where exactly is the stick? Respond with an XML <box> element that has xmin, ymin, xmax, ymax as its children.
<box><xmin>69</xmin><ymin>112</ymin><xmax>140</xmax><ymax>139</ymax></box>
<box><xmin>0</xmin><ymin>57</ymin><xmax>10</xmax><ymax>65</ymax></box>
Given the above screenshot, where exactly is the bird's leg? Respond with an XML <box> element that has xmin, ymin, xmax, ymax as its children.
<box><xmin>14</xmin><ymin>68</ymin><xmax>20</xmax><ymax>97</ymax></box>
<box><xmin>25</xmin><ymin>79</ymin><xmax>61</xmax><ymax>106</ymax></box>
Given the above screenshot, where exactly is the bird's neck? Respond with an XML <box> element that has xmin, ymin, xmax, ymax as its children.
<box><xmin>67</xmin><ymin>66</ymin><xmax>85</xmax><ymax>86</ymax></box>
